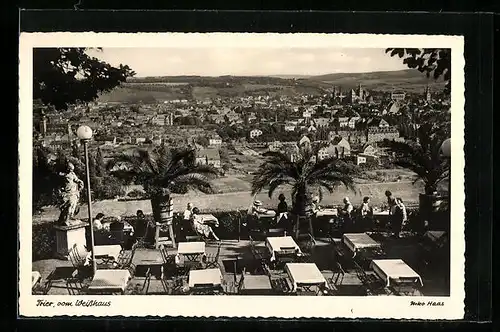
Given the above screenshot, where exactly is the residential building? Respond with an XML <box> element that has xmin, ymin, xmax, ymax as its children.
<box><xmin>329</xmin><ymin>136</ymin><xmax>351</xmax><ymax>158</ymax></box>
<box><xmin>196</xmin><ymin>148</ymin><xmax>221</xmax><ymax>168</ymax></box>
<box><xmin>249</xmin><ymin>129</ymin><xmax>263</xmax><ymax>139</ymax></box>
<box><xmin>209</xmin><ymin>134</ymin><xmax>223</xmax><ymax>146</ymax></box>
<box><xmin>390</xmin><ymin>91</ymin><xmax>406</xmax><ymax>101</ymax></box>
<box><xmin>298</xmin><ymin>135</ymin><xmax>311</xmax><ymax>147</ymax></box>
<box><xmin>367</xmin><ymin>127</ymin><xmax>400</xmax><ymax>143</ymax></box>
<box><xmin>356</xmin><ymin>153</ymin><xmax>378</xmax><ymax>165</ymax></box>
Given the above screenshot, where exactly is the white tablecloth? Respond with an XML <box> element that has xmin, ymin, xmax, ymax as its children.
<box><xmin>370</xmin><ymin>259</ymin><xmax>423</xmax><ymax>287</ymax></box>
<box><xmin>266</xmin><ymin>236</ymin><xmax>301</xmax><ymax>261</ymax></box>
<box><xmin>343</xmin><ymin>233</ymin><xmax>381</xmax><ymax>256</ymax></box>
<box><xmin>93</xmin><ymin>245</ymin><xmax>122</xmax><ymax>260</ymax></box>
<box><xmin>88</xmin><ymin>269</ymin><xmax>131</xmax><ymax>293</ymax></box>
<box><xmin>177</xmin><ymin>242</ymin><xmax>206</xmax><ymax>255</ymax></box>
<box><xmin>285</xmin><ymin>263</ymin><xmax>328</xmax><ymax>292</ymax></box>
<box><xmin>316</xmin><ymin>209</ymin><xmax>338</xmax><ymax>217</ymax></box>
<box><xmin>188</xmin><ymin>268</ymin><xmax>222</xmax><ymax>288</ymax></box>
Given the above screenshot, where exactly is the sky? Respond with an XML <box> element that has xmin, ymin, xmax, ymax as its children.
<box><xmin>85</xmin><ymin>48</ymin><xmax>408</xmax><ymax>77</ymax></box>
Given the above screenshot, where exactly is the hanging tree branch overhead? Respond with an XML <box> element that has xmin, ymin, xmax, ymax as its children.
<box><xmin>33</xmin><ymin>48</ymin><xmax>136</xmax><ymax>111</ymax></box>
<box><xmin>385</xmin><ymin>48</ymin><xmax>451</xmax><ymax>94</ymax></box>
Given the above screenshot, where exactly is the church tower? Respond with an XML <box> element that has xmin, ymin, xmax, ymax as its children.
<box><xmin>425</xmin><ymin>85</ymin><xmax>431</xmax><ymax>102</ymax></box>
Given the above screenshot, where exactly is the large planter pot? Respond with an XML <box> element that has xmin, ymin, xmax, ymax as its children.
<box><xmin>419</xmin><ymin>193</ymin><xmax>447</xmax><ymax>230</ymax></box>
<box><xmin>151</xmin><ymin>195</ymin><xmax>173</xmax><ymax>224</ymax></box>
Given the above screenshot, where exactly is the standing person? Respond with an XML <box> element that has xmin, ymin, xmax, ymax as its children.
<box><xmin>135</xmin><ymin>210</ymin><xmax>153</xmax><ymax>246</ymax></box>
<box><xmin>276</xmin><ymin>194</ymin><xmax>289</xmax><ymax>223</ymax></box>
<box><xmin>393</xmin><ymin>197</ymin><xmax>408</xmax><ymax>238</ymax></box>
<box><xmin>339</xmin><ymin>197</ymin><xmax>354</xmax><ymax>232</ymax></box>
<box><xmin>181</xmin><ymin>203</ymin><xmax>193</xmax><ymax>240</ymax></box>
<box><xmin>359</xmin><ymin>196</ymin><xmax>373</xmax><ymax>230</ymax></box>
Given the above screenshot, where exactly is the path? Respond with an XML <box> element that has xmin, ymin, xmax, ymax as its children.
<box><xmin>33</xmin><ymin>181</ymin><xmax>423</xmax><ymax>223</ymax></box>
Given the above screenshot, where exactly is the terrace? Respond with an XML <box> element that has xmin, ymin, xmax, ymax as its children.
<box><xmin>32</xmin><ymin>213</ymin><xmax>449</xmax><ymax>296</ymax></box>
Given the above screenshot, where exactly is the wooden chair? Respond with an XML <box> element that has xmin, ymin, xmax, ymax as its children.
<box><xmin>266</xmin><ymin>228</ymin><xmax>286</xmax><ymax>237</ymax></box>
<box><xmin>32</xmin><ymin>278</ymin><xmax>52</xmax><ymax>295</ymax></box>
<box><xmin>297</xmin><ymin>233</ymin><xmax>316</xmax><ymax>262</ymax></box>
<box><xmin>270</xmin><ymin>277</ymin><xmax>293</xmax><ymax>295</ymax></box>
<box><xmin>68</xmin><ymin>244</ymin><xmax>92</xmax><ymax>281</ymax></box>
<box><xmin>114</xmin><ymin>241</ymin><xmax>140</xmax><ymax>276</ymax></box>
<box><xmin>330</xmin><ymin>262</ymin><xmax>346</xmax><ymax>286</ymax></box>
<box><xmin>249</xmin><ymin>236</ymin><xmax>270</xmax><ymax>273</ymax></box>
<box><xmin>205</xmin><ymin>241</ymin><xmax>222</xmax><ymax>269</ymax></box>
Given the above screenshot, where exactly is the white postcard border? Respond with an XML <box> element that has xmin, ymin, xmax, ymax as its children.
<box><xmin>19</xmin><ymin>32</ymin><xmax>465</xmax><ymax>319</ymax></box>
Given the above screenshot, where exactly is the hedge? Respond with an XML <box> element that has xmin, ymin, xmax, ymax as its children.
<box><xmin>32</xmin><ymin>207</ymin><xmax>448</xmax><ymax>262</ymax></box>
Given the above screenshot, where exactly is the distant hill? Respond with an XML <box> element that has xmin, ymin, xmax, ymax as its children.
<box><xmin>306</xmin><ymin>69</ymin><xmax>447</xmax><ymax>92</ymax></box>
<box><xmin>99</xmin><ymin>69</ymin><xmax>447</xmax><ymax>103</ymax></box>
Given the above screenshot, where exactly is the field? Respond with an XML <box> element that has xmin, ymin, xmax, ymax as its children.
<box><xmin>97</xmin><ymin>70</ymin><xmax>446</xmax><ymax>103</ymax></box>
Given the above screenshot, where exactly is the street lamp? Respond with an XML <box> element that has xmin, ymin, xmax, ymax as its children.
<box><xmin>77</xmin><ymin>125</ymin><xmax>96</xmax><ymax>275</ymax></box>
<box><xmin>439</xmin><ymin>138</ymin><xmax>451</xmax><ymax>204</ymax></box>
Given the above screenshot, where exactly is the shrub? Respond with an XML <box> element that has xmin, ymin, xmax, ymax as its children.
<box><xmin>127</xmin><ymin>189</ymin><xmax>146</xmax><ymax>199</ymax></box>
<box><xmin>92</xmin><ymin>176</ymin><xmax>126</xmax><ymax>200</ymax></box>
<box><xmin>32</xmin><ymin>222</ymin><xmax>56</xmax><ymax>261</ymax></box>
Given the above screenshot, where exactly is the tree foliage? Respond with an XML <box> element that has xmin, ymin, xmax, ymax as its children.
<box><xmin>33</xmin><ymin>48</ymin><xmax>136</xmax><ymax>110</ymax></box>
<box><xmin>385</xmin><ymin>48</ymin><xmax>451</xmax><ymax>94</ymax></box>
<box><xmin>107</xmin><ymin>146</ymin><xmax>219</xmax><ymax>199</ymax></box>
<box><xmin>251</xmin><ymin>142</ymin><xmax>357</xmax><ymax>216</ymax></box>
<box><xmin>388</xmin><ymin>116</ymin><xmax>450</xmax><ymax>195</ymax></box>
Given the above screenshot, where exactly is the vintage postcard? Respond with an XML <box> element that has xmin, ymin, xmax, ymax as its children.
<box><xmin>19</xmin><ymin>32</ymin><xmax>465</xmax><ymax>319</ymax></box>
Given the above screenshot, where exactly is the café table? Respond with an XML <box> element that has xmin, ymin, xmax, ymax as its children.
<box><xmin>343</xmin><ymin>233</ymin><xmax>382</xmax><ymax>257</ymax></box>
<box><xmin>87</xmin><ymin>269</ymin><xmax>131</xmax><ymax>294</ymax></box>
<box><xmin>265</xmin><ymin>236</ymin><xmax>301</xmax><ymax>262</ymax></box>
<box><xmin>177</xmin><ymin>242</ymin><xmax>206</xmax><ymax>261</ymax></box>
<box><xmin>94</xmin><ymin>245</ymin><xmax>122</xmax><ymax>260</ymax></box>
<box><xmin>285</xmin><ymin>263</ymin><xmax>329</xmax><ymax>293</ymax></box>
<box><xmin>239</xmin><ymin>274</ymin><xmax>273</xmax><ymax>295</ymax></box>
<box><xmin>370</xmin><ymin>259</ymin><xmax>423</xmax><ymax>289</ymax></box>
<box><xmin>131</xmin><ymin>248</ymin><xmax>168</xmax><ymax>293</ymax></box>
<box><xmin>316</xmin><ymin>208</ymin><xmax>338</xmax><ymax>217</ymax></box>
<box><xmin>256</xmin><ymin>210</ymin><xmax>276</xmax><ymax>220</ymax></box>
<box><xmin>188</xmin><ymin>268</ymin><xmax>223</xmax><ymax>289</ymax></box>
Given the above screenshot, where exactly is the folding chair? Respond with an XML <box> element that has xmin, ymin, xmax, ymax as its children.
<box><xmin>114</xmin><ymin>241</ymin><xmax>140</xmax><ymax>276</ymax></box>
<box><xmin>205</xmin><ymin>241</ymin><xmax>222</xmax><ymax>269</ymax></box>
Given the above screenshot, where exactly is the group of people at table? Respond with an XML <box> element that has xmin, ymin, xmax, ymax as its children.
<box><xmin>89</xmin><ymin>188</ymin><xmax>409</xmax><ymax>250</ymax></box>
<box><xmin>247</xmin><ymin>190</ymin><xmax>409</xmax><ymax>238</ymax></box>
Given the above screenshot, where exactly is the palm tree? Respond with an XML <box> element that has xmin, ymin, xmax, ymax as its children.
<box><xmin>389</xmin><ymin>109</ymin><xmax>450</xmax><ymax>195</ymax></box>
<box><xmin>251</xmin><ymin>142</ymin><xmax>357</xmax><ymax>236</ymax></box>
<box><xmin>107</xmin><ymin>146</ymin><xmax>218</xmax><ymax>225</ymax></box>
<box><xmin>388</xmin><ymin>111</ymin><xmax>450</xmax><ymax>227</ymax></box>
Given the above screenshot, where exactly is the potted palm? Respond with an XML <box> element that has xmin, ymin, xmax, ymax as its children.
<box><xmin>388</xmin><ymin>110</ymin><xmax>450</xmax><ymax>229</ymax></box>
<box><xmin>108</xmin><ymin>146</ymin><xmax>219</xmax><ymax>239</ymax></box>
<box><xmin>251</xmin><ymin>142</ymin><xmax>356</xmax><ymax>238</ymax></box>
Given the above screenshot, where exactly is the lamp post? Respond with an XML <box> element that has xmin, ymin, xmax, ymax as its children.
<box><xmin>77</xmin><ymin>125</ymin><xmax>96</xmax><ymax>275</ymax></box>
<box><xmin>440</xmin><ymin>138</ymin><xmax>451</xmax><ymax>204</ymax></box>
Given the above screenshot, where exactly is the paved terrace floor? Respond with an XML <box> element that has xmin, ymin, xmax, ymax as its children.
<box><xmin>33</xmin><ymin>234</ymin><xmax>449</xmax><ymax>296</ymax></box>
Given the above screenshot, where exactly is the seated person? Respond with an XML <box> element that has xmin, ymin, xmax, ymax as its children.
<box><xmin>92</xmin><ymin>213</ymin><xmax>106</xmax><ymax>231</ymax></box>
<box><xmin>311</xmin><ymin>196</ymin><xmax>323</xmax><ymax>214</ymax></box>
<box><xmin>250</xmin><ymin>200</ymin><xmax>268</xmax><ymax>215</ymax></box>
<box><xmin>191</xmin><ymin>207</ymin><xmax>220</xmax><ymax>241</ymax></box>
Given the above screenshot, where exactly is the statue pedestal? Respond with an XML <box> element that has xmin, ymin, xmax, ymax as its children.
<box><xmin>53</xmin><ymin>221</ymin><xmax>88</xmax><ymax>260</ymax></box>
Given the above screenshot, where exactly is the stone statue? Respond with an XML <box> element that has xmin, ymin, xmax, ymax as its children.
<box><xmin>57</xmin><ymin>162</ymin><xmax>84</xmax><ymax>226</ymax></box>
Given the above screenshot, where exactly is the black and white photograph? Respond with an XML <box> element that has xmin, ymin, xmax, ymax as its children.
<box><xmin>19</xmin><ymin>33</ymin><xmax>465</xmax><ymax>319</ymax></box>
